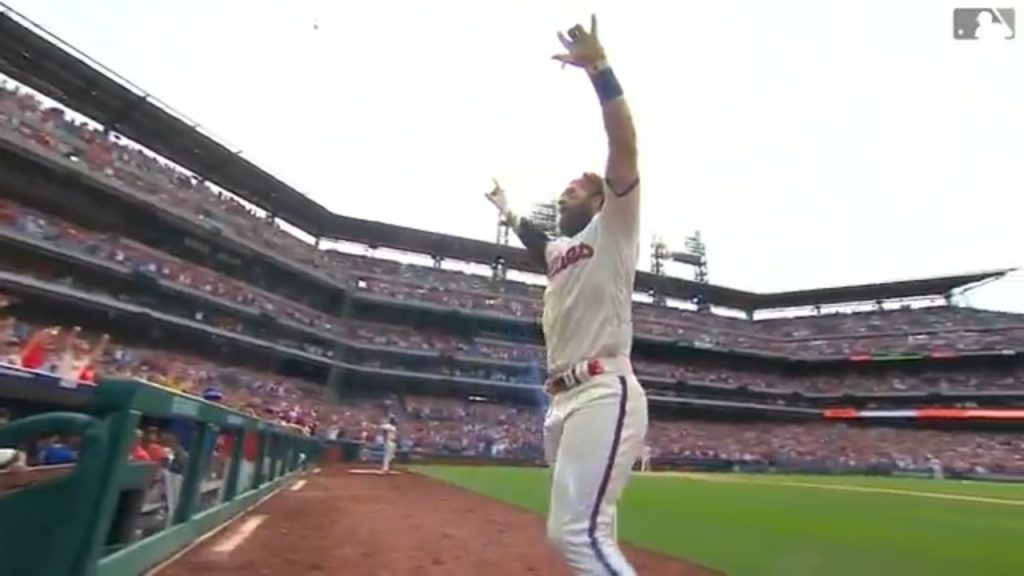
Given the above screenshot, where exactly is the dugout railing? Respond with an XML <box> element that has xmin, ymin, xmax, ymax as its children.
<box><xmin>0</xmin><ymin>368</ymin><xmax>323</xmax><ymax>576</ymax></box>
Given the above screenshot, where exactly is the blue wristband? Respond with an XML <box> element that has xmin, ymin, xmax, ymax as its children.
<box><xmin>590</xmin><ymin>66</ymin><xmax>624</xmax><ymax>104</ymax></box>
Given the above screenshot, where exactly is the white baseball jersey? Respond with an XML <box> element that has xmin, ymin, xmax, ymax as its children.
<box><xmin>381</xmin><ymin>423</ymin><xmax>397</xmax><ymax>445</ymax></box>
<box><xmin>542</xmin><ymin>182</ymin><xmax>640</xmax><ymax>373</ymax></box>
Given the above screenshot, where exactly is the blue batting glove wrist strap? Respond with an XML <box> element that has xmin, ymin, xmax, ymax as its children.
<box><xmin>591</xmin><ymin>67</ymin><xmax>624</xmax><ymax>104</ymax></box>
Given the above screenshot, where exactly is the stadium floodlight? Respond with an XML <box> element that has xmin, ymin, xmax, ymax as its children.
<box><xmin>684</xmin><ymin>231</ymin><xmax>705</xmax><ymax>258</ymax></box>
<box><xmin>649</xmin><ymin>231</ymin><xmax>710</xmax><ymax>310</ymax></box>
<box><xmin>528</xmin><ymin>201</ymin><xmax>558</xmax><ymax>236</ymax></box>
<box><xmin>651</xmin><ymin>234</ymin><xmax>705</xmax><ymax>270</ymax></box>
<box><xmin>669</xmin><ymin>251</ymin><xmax>703</xmax><ymax>267</ymax></box>
<box><xmin>650</xmin><ymin>236</ymin><xmax>669</xmax><ymax>257</ymax></box>
<box><xmin>651</xmin><ymin>236</ymin><xmax>670</xmax><ymax>276</ymax></box>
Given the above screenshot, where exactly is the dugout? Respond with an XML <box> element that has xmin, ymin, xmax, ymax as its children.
<box><xmin>0</xmin><ymin>367</ymin><xmax>321</xmax><ymax>576</ymax></box>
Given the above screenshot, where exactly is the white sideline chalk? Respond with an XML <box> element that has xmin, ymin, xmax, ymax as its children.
<box><xmin>210</xmin><ymin>515</ymin><xmax>268</xmax><ymax>554</ymax></box>
<box><xmin>145</xmin><ymin>481</ymin><xmax>292</xmax><ymax>575</ymax></box>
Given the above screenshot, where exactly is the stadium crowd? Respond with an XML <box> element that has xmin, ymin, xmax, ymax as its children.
<box><xmin>0</xmin><ymin>81</ymin><xmax>1022</xmax><ymax>479</ymax></box>
<box><xmin>2</xmin><ymin>84</ymin><xmax>1024</xmax><ymax>361</ymax></box>
<box><xmin>1</xmin><ymin>200</ymin><xmax>1023</xmax><ymax>394</ymax></box>
<box><xmin>646</xmin><ymin>420</ymin><xmax>1024</xmax><ymax>475</ymax></box>
<box><xmin>1</xmin><ymin>301</ymin><xmax>1022</xmax><ymax>475</ymax></box>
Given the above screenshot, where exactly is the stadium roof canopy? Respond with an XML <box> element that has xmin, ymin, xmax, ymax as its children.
<box><xmin>0</xmin><ymin>12</ymin><xmax>1012</xmax><ymax>312</ymax></box>
<box><xmin>751</xmin><ymin>270</ymin><xmax>1012</xmax><ymax>310</ymax></box>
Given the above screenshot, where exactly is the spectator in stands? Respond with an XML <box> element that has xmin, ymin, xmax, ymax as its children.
<box><xmin>17</xmin><ymin>326</ymin><xmax>59</xmax><ymax>370</ymax></box>
<box><xmin>2</xmin><ymin>193</ymin><xmax>1023</xmax><ymax>362</ymax></box>
<box><xmin>162</xmin><ymin>431</ymin><xmax>188</xmax><ymax>475</ymax></box>
<box><xmin>4</xmin><ymin>88</ymin><xmax>1024</xmax><ymax>471</ymax></box>
<box><xmin>45</xmin><ymin>326</ymin><xmax>82</xmax><ymax>376</ymax></box>
<box><xmin>67</xmin><ymin>334</ymin><xmax>108</xmax><ymax>384</ymax></box>
<box><xmin>142</xmin><ymin>426</ymin><xmax>169</xmax><ymax>464</ymax></box>
<box><xmin>129</xmin><ymin>429</ymin><xmax>151</xmax><ymax>462</ymax></box>
<box><xmin>0</xmin><ymin>317</ymin><xmax>18</xmax><ymax>363</ymax></box>
<box><xmin>202</xmin><ymin>387</ymin><xmax>224</xmax><ymax>403</ymax></box>
<box><xmin>39</xmin><ymin>435</ymin><xmax>77</xmax><ymax>466</ymax></box>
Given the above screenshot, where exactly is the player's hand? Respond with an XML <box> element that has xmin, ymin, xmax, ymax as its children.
<box><xmin>484</xmin><ymin>178</ymin><xmax>511</xmax><ymax>215</ymax></box>
<box><xmin>553</xmin><ymin>15</ymin><xmax>607</xmax><ymax>71</ymax></box>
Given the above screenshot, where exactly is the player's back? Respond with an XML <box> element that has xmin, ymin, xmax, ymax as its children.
<box><xmin>542</xmin><ymin>210</ymin><xmax>639</xmax><ymax>373</ymax></box>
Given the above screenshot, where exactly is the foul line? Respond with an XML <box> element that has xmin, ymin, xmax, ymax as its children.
<box><xmin>210</xmin><ymin>515</ymin><xmax>268</xmax><ymax>554</ymax></box>
<box><xmin>680</xmin><ymin>473</ymin><xmax>1024</xmax><ymax>506</ymax></box>
<box><xmin>146</xmin><ymin>476</ymin><xmax>303</xmax><ymax>575</ymax></box>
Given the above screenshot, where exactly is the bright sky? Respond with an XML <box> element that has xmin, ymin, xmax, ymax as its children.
<box><xmin>4</xmin><ymin>0</ymin><xmax>1023</xmax><ymax>312</ymax></box>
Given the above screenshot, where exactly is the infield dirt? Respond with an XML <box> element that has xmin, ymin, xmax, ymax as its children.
<box><xmin>159</xmin><ymin>466</ymin><xmax>721</xmax><ymax>575</ymax></box>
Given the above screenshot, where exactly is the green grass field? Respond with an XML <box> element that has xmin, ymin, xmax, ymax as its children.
<box><xmin>415</xmin><ymin>466</ymin><xmax>1024</xmax><ymax>576</ymax></box>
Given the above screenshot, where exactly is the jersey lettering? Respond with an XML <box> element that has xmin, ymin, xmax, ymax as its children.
<box><xmin>548</xmin><ymin>243</ymin><xmax>595</xmax><ymax>278</ymax></box>
<box><xmin>542</xmin><ymin>201</ymin><xmax>640</xmax><ymax>373</ymax></box>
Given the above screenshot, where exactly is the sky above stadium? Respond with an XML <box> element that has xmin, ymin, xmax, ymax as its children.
<box><xmin>4</xmin><ymin>0</ymin><xmax>1023</xmax><ymax>312</ymax></box>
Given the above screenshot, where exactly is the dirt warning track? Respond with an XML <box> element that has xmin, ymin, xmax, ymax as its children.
<box><xmin>159</xmin><ymin>466</ymin><xmax>720</xmax><ymax>576</ymax></box>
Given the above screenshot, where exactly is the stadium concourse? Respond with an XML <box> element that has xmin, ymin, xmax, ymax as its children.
<box><xmin>0</xmin><ymin>44</ymin><xmax>1023</xmax><ymax>574</ymax></box>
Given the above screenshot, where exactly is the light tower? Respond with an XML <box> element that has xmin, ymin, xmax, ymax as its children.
<box><xmin>527</xmin><ymin>201</ymin><xmax>558</xmax><ymax>235</ymax></box>
<box><xmin>682</xmin><ymin>232</ymin><xmax>710</xmax><ymax>312</ymax></box>
<box><xmin>649</xmin><ymin>237</ymin><xmax>670</xmax><ymax>305</ymax></box>
<box><xmin>494</xmin><ymin>214</ymin><xmax>512</xmax><ymax>281</ymax></box>
<box><xmin>495</xmin><ymin>200</ymin><xmax>559</xmax><ymax>247</ymax></box>
<box><xmin>651</xmin><ymin>236</ymin><xmax>669</xmax><ymax>277</ymax></box>
<box><xmin>648</xmin><ymin>230</ymin><xmax>710</xmax><ymax>312</ymax></box>
<box><xmin>496</xmin><ymin>217</ymin><xmax>511</xmax><ymax>247</ymax></box>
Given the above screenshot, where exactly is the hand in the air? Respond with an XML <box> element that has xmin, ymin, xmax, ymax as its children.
<box><xmin>553</xmin><ymin>15</ymin><xmax>606</xmax><ymax>71</ymax></box>
<box><xmin>484</xmin><ymin>178</ymin><xmax>510</xmax><ymax>215</ymax></box>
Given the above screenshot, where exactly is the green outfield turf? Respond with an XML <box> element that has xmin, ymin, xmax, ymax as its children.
<box><xmin>414</xmin><ymin>466</ymin><xmax>1024</xmax><ymax>576</ymax></box>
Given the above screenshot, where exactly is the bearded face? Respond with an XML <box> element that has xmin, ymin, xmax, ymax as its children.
<box><xmin>557</xmin><ymin>174</ymin><xmax>604</xmax><ymax>237</ymax></box>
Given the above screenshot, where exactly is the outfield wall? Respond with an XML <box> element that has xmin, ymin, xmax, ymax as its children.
<box><xmin>322</xmin><ymin>439</ymin><xmax>545</xmax><ymax>467</ymax></box>
<box><xmin>357</xmin><ymin>447</ymin><xmax>1024</xmax><ymax>485</ymax></box>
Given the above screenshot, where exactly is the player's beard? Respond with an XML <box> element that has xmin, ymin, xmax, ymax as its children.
<box><xmin>557</xmin><ymin>205</ymin><xmax>594</xmax><ymax>237</ymax></box>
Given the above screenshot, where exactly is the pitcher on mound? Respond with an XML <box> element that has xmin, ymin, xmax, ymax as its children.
<box><xmin>486</xmin><ymin>15</ymin><xmax>648</xmax><ymax>575</ymax></box>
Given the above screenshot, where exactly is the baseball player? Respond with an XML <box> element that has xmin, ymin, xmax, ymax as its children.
<box><xmin>639</xmin><ymin>444</ymin><xmax>652</xmax><ymax>473</ymax></box>
<box><xmin>485</xmin><ymin>15</ymin><xmax>647</xmax><ymax>575</ymax></box>
<box><xmin>380</xmin><ymin>416</ymin><xmax>398</xmax><ymax>473</ymax></box>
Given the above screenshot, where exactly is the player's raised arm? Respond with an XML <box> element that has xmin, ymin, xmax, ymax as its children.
<box><xmin>554</xmin><ymin>15</ymin><xmax>639</xmax><ymax>232</ymax></box>
<box><xmin>484</xmin><ymin>179</ymin><xmax>550</xmax><ymax>267</ymax></box>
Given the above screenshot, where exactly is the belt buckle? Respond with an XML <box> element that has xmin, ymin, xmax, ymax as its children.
<box><xmin>546</xmin><ymin>359</ymin><xmax>606</xmax><ymax>395</ymax></box>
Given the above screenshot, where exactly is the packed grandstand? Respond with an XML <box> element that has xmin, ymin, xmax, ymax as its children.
<box><xmin>0</xmin><ymin>56</ymin><xmax>1022</xmax><ymax>483</ymax></box>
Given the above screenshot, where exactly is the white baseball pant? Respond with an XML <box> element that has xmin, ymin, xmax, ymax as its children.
<box><xmin>544</xmin><ymin>367</ymin><xmax>648</xmax><ymax>575</ymax></box>
<box><xmin>382</xmin><ymin>441</ymin><xmax>396</xmax><ymax>472</ymax></box>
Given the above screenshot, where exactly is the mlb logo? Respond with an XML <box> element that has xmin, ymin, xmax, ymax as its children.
<box><xmin>953</xmin><ymin>8</ymin><xmax>1016</xmax><ymax>39</ymax></box>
